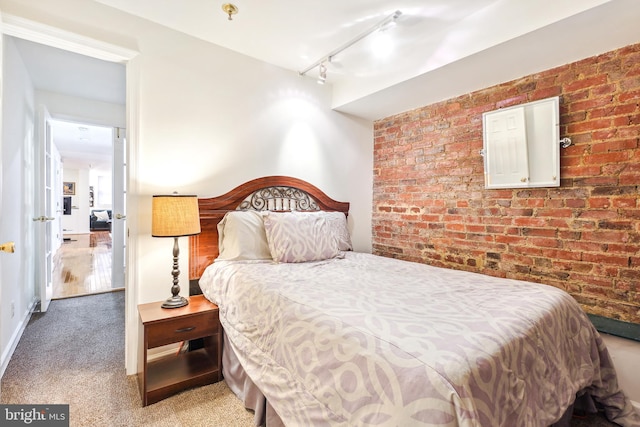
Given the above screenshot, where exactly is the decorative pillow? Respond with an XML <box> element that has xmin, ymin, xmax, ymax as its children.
<box><xmin>295</xmin><ymin>211</ymin><xmax>352</xmax><ymax>251</ymax></box>
<box><xmin>216</xmin><ymin>211</ymin><xmax>272</xmax><ymax>261</ymax></box>
<box><xmin>94</xmin><ymin>211</ymin><xmax>110</xmax><ymax>221</ymax></box>
<box><xmin>262</xmin><ymin>212</ymin><xmax>340</xmax><ymax>263</ymax></box>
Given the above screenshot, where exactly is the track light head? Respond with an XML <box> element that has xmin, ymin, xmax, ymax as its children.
<box><xmin>317</xmin><ymin>63</ymin><xmax>327</xmax><ymax>84</ymax></box>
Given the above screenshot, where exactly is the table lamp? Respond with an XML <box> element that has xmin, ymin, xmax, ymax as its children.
<box><xmin>152</xmin><ymin>194</ymin><xmax>201</xmax><ymax>308</ymax></box>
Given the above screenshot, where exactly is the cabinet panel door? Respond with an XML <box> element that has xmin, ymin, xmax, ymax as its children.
<box><xmin>525</xmin><ymin>100</ymin><xmax>560</xmax><ymax>187</ymax></box>
<box><xmin>484</xmin><ymin>106</ymin><xmax>529</xmax><ymax>189</ymax></box>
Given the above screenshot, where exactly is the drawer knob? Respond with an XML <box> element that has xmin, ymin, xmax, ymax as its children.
<box><xmin>175</xmin><ymin>326</ymin><xmax>196</xmax><ymax>333</ymax></box>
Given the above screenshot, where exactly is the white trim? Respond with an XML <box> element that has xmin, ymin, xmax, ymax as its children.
<box><xmin>0</xmin><ymin>298</ymin><xmax>37</xmax><ymax>379</ymax></box>
<box><xmin>1</xmin><ymin>14</ymin><xmax>138</xmax><ymax>63</ymax></box>
<box><xmin>124</xmin><ymin>62</ymin><xmax>140</xmax><ymax>375</ymax></box>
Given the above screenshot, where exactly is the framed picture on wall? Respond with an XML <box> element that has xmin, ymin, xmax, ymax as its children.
<box><xmin>63</xmin><ymin>182</ymin><xmax>75</xmax><ymax>195</ymax></box>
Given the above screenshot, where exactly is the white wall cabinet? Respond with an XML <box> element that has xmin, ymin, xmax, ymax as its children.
<box><xmin>482</xmin><ymin>96</ymin><xmax>560</xmax><ymax>189</ymax></box>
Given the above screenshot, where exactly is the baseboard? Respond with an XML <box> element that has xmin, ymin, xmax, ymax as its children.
<box><xmin>587</xmin><ymin>314</ymin><xmax>640</xmax><ymax>342</ymax></box>
<box><xmin>0</xmin><ymin>298</ymin><xmax>37</xmax><ymax>379</ymax></box>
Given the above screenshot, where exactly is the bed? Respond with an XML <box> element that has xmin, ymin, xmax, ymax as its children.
<box><xmin>189</xmin><ymin>176</ymin><xmax>639</xmax><ymax>427</ymax></box>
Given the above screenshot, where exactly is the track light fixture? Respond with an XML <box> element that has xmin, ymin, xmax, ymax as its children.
<box><xmin>299</xmin><ymin>10</ymin><xmax>402</xmax><ymax>83</ymax></box>
<box><xmin>317</xmin><ymin>63</ymin><xmax>327</xmax><ymax>84</ymax></box>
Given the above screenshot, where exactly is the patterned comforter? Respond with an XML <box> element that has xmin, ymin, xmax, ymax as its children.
<box><xmin>199</xmin><ymin>252</ymin><xmax>639</xmax><ymax>426</ymax></box>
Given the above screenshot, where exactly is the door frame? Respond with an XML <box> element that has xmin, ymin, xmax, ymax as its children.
<box><xmin>1</xmin><ymin>14</ymin><xmax>140</xmax><ymax>374</ymax></box>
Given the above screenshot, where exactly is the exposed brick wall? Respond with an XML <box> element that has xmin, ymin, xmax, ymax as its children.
<box><xmin>373</xmin><ymin>43</ymin><xmax>640</xmax><ymax>323</ymax></box>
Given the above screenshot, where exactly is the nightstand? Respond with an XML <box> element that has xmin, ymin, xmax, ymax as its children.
<box><xmin>137</xmin><ymin>295</ymin><xmax>222</xmax><ymax>406</ymax></box>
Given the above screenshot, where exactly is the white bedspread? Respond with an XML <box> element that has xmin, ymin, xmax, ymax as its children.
<box><xmin>200</xmin><ymin>252</ymin><xmax>639</xmax><ymax>427</ymax></box>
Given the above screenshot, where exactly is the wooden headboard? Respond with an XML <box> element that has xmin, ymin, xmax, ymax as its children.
<box><xmin>188</xmin><ymin>176</ymin><xmax>350</xmax><ymax>291</ymax></box>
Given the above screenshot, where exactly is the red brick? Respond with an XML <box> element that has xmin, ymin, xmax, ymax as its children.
<box><xmin>619</xmin><ymin>89</ymin><xmax>640</xmax><ymax>102</ymax></box>
<box><xmin>562</xmin><ymin>165</ymin><xmax>602</xmax><ymax>178</ymax></box>
<box><xmin>573</xmin><ymin>97</ymin><xmax>615</xmax><ymax>113</ymax></box>
<box><xmin>612</xmin><ymin>198</ymin><xmax>638</xmax><ymax>208</ymax></box>
<box><xmin>591</xmin><ymin>139</ymin><xmax>638</xmax><ymax>153</ymax></box>
<box><xmin>536</xmin><ymin>208</ymin><xmax>573</xmax><ymax>218</ymax></box>
<box><xmin>583</xmin><ymin>253</ymin><xmax>629</xmax><ymax>266</ymax></box>
<box><xmin>567</xmin><ymin>119</ymin><xmax>612</xmax><ymax>133</ymax></box>
<box><xmin>587</xmin><ymin>198</ymin><xmax>612</xmax><ymax>209</ymax></box>
<box><xmin>564</xmin><ymin>75</ymin><xmax>608</xmax><ymax>92</ymax></box>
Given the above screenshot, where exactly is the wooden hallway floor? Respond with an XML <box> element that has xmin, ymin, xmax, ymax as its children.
<box><xmin>53</xmin><ymin>231</ymin><xmax>122</xmax><ymax>299</ymax></box>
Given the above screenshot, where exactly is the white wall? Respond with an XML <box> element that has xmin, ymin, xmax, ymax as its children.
<box><xmin>89</xmin><ymin>167</ymin><xmax>112</xmax><ymax>211</ymax></box>
<box><xmin>601</xmin><ymin>334</ymin><xmax>640</xmax><ymax>409</ymax></box>
<box><xmin>61</xmin><ymin>168</ymin><xmax>91</xmax><ymax>234</ymax></box>
<box><xmin>132</xmin><ymin>33</ymin><xmax>373</xmax><ymax>304</ymax></box>
<box><xmin>0</xmin><ymin>35</ymin><xmax>37</xmax><ymax>374</ymax></box>
<box><xmin>133</xmin><ymin>35</ymin><xmax>373</xmax><ymax>295</ymax></box>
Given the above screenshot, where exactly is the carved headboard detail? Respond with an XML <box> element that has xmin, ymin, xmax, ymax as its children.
<box><xmin>188</xmin><ymin>176</ymin><xmax>349</xmax><ymax>285</ymax></box>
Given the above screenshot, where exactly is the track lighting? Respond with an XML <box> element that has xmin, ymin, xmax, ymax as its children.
<box><xmin>299</xmin><ymin>10</ymin><xmax>402</xmax><ymax>83</ymax></box>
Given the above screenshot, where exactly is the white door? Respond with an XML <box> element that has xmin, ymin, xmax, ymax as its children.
<box><xmin>112</xmin><ymin>128</ymin><xmax>126</xmax><ymax>288</ymax></box>
<box><xmin>483</xmin><ymin>106</ymin><xmax>529</xmax><ymax>189</ymax></box>
<box><xmin>34</xmin><ymin>105</ymin><xmax>55</xmax><ymax>312</ymax></box>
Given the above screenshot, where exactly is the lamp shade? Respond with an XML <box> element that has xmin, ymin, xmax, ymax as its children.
<box><xmin>152</xmin><ymin>195</ymin><xmax>201</xmax><ymax>237</ymax></box>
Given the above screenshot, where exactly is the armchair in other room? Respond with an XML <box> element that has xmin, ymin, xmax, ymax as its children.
<box><xmin>90</xmin><ymin>210</ymin><xmax>112</xmax><ymax>231</ymax></box>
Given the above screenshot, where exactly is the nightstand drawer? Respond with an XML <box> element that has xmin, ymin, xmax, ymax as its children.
<box><xmin>146</xmin><ymin>313</ymin><xmax>219</xmax><ymax>348</ymax></box>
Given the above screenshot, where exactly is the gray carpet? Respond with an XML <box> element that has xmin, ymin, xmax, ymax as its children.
<box><xmin>0</xmin><ymin>291</ymin><xmax>619</xmax><ymax>426</ymax></box>
<box><xmin>1</xmin><ymin>291</ymin><xmax>254</xmax><ymax>426</ymax></box>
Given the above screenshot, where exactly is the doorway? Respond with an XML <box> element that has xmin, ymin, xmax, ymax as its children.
<box><xmin>9</xmin><ymin>37</ymin><xmax>127</xmax><ymax>306</ymax></box>
<box><xmin>50</xmin><ymin>119</ymin><xmax>122</xmax><ymax>299</ymax></box>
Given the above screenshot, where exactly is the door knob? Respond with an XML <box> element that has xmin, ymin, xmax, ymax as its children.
<box><xmin>0</xmin><ymin>242</ymin><xmax>15</xmax><ymax>253</ymax></box>
<box><xmin>114</xmin><ymin>213</ymin><xmax>126</xmax><ymax>220</ymax></box>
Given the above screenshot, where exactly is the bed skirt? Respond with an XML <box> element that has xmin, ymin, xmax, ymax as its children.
<box><xmin>223</xmin><ymin>332</ymin><xmax>284</xmax><ymax>427</ymax></box>
<box><xmin>221</xmin><ymin>332</ymin><xmax>598</xmax><ymax>427</ymax></box>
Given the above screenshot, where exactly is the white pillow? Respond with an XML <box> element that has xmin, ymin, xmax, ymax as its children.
<box><xmin>262</xmin><ymin>212</ymin><xmax>340</xmax><ymax>263</ymax></box>
<box><xmin>216</xmin><ymin>211</ymin><xmax>272</xmax><ymax>261</ymax></box>
<box><xmin>295</xmin><ymin>211</ymin><xmax>352</xmax><ymax>251</ymax></box>
<box><xmin>94</xmin><ymin>211</ymin><xmax>110</xmax><ymax>221</ymax></box>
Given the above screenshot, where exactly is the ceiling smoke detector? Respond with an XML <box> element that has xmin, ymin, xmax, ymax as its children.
<box><xmin>222</xmin><ymin>3</ymin><xmax>238</xmax><ymax>20</ymax></box>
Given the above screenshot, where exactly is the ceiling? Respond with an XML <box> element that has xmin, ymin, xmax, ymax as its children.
<box><xmin>10</xmin><ymin>0</ymin><xmax>640</xmax><ymax>169</ymax></box>
<box><xmin>93</xmin><ymin>0</ymin><xmax>640</xmax><ymax>118</ymax></box>
<box><xmin>48</xmin><ymin>119</ymin><xmax>114</xmax><ymax>171</ymax></box>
